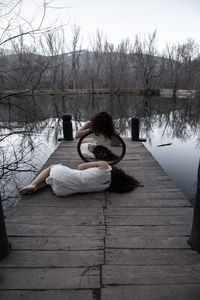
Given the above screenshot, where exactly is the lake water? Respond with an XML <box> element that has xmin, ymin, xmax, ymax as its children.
<box><xmin>0</xmin><ymin>94</ymin><xmax>199</xmax><ymax>213</ymax></box>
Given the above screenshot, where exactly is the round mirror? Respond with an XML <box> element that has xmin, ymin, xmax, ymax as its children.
<box><xmin>77</xmin><ymin>133</ymin><xmax>126</xmax><ymax>166</ymax></box>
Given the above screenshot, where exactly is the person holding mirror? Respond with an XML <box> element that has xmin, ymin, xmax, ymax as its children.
<box><xmin>75</xmin><ymin>112</ymin><xmax>120</xmax><ymax>139</ymax></box>
<box><xmin>18</xmin><ymin>161</ymin><xmax>140</xmax><ymax>197</ymax></box>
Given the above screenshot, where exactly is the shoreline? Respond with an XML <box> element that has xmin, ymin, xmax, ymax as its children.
<box><xmin>0</xmin><ymin>88</ymin><xmax>198</xmax><ymax>98</ymax></box>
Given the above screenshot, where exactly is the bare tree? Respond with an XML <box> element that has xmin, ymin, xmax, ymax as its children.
<box><xmin>0</xmin><ymin>0</ymin><xmax>67</xmax><ymax>99</ymax></box>
<box><xmin>165</xmin><ymin>42</ymin><xmax>185</xmax><ymax>95</ymax></box>
<box><xmin>103</xmin><ymin>40</ymin><xmax>117</xmax><ymax>90</ymax></box>
<box><xmin>67</xmin><ymin>24</ymin><xmax>82</xmax><ymax>89</ymax></box>
<box><xmin>58</xmin><ymin>30</ymin><xmax>67</xmax><ymax>91</ymax></box>
<box><xmin>115</xmin><ymin>39</ymin><xmax>130</xmax><ymax>90</ymax></box>
<box><xmin>133</xmin><ymin>31</ymin><xmax>164</xmax><ymax>90</ymax></box>
<box><xmin>180</xmin><ymin>39</ymin><xmax>199</xmax><ymax>90</ymax></box>
<box><xmin>84</xmin><ymin>31</ymin><xmax>104</xmax><ymax>91</ymax></box>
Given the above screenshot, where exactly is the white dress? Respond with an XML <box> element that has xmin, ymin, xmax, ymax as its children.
<box><xmin>46</xmin><ymin>164</ymin><xmax>112</xmax><ymax>196</ymax></box>
<box><xmin>80</xmin><ymin>141</ymin><xmax>97</xmax><ymax>158</ymax></box>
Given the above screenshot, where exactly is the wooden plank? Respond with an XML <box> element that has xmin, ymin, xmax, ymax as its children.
<box><xmin>43</xmin><ymin>159</ymin><xmax>80</xmax><ymax>169</ymax></box>
<box><xmin>128</xmin><ymin>189</ymin><xmax>185</xmax><ymax>194</ymax></box>
<box><xmin>132</xmin><ymin>180</ymin><xmax>182</xmax><ymax>186</ymax></box>
<box><xmin>18</xmin><ymin>198</ymin><xmax>105</xmax><ymax>207</ymax></box>
<box><xmin>131</xmin><ymin>185</ymin><xmax>182</xmax><ymax>191</ymax></box>
<box><xmin>106</xmin><ymin>191</ymin><xmax>187</xmax><ymax>199</ymax></box>
<box><xmin>106</xmin><ymin>236</ymin><xmax>190</xmax><ymax>249</ymax></box>
<box><xmin>0</xmin><ymin>267</ymin><xmax>100</xmax><ymax>289</ymax></box>
<box><xmin>107</xmin><ymin>198</ymin><xmax>191</xmax><ymax>207</ymax></box>
<box><xmin>0</xmin><ymin>290</ymin><xmax>99</xmax><ymax>300</ymax></box>
<box><xmin>101</xmin><ymin>285</ymin><xmax>200</xmax><ymax>300</ymax></box>
<box><xmin>120</xmin><ymin>165</ymin><xmax>168</xmax><ymax>171</ymax></box>
<box><xmin>107</xmin><ymin>225</ymin><xmax>191</xmax><ymax>236</ymax></box>
<box><xmin>105</xmin><ymin>207</ymin><xmax>193</xmax><ymax>216</ymax></box>
<box><xmin>6</xmin><ymin>215</ymin><xmax>104</xmax><ymax>226</ymax></box>
<box><xmin>9</xmin><ymin>236</ymin><xmax>104</xmax><ymax>250</ymax></box>
<box><xmin>18</xmin><ymin>190</ymin><xmax>104</xmax><ymax>202</ymax></box>
<box><xmin>106</xmin><ymin>215</ymin><xmax>192</xmax><ymax>226</ymax></box>
<box><xmin>102</xmin><ymin>265</ymin><xmax>200</xmax><ymax>284</ymax></box>
<box><xmin>106</xmin><ymin>249</ymin><xmax>200</xmax><ymax>265</ymax></box>
<box><xmin>48</xmin><ymin>152</ymin><xmax>80</xmax><ymax>157</ymax></box>
<box><xmin>118</xmin><ymin>162</ymin><xmax>168</xmax><ymax>168</ymax></box>
<box><xmin>11</xmin><ymin>207</ymin><xmax>103</xmax><ymax>216</ymax></box>
<box><xmin>122</xmin><ymin>171</ymin><xmax>170</xmax><ymax>176</ymax></box>
<box><xmin>6</xmin><ymin>224</ymin><xmax>104</xmax><ymax>237</ymax></box>
<box><xmin>0</xmin><ymin>250</ymin><xmax>103</xmax><ymax>267</ymax></box>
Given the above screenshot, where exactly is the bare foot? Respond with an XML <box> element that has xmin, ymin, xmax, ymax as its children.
<box><xmin>18</xmin><ymin>184</ymin><xmax>37</xmax><ymax>195</ymax></box>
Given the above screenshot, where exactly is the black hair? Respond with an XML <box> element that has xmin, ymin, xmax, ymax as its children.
<box><xmin>90</xmin><ymin>112</ymin><xmax>115</xmax><ymax>138</ymax></box>
<box><xmin>107</xmin><ymin>166</ymin><xmax>140</xmax><ymax>193</ymax></box>
<box><xmin>93</xmin><ymin>145</ymin><xmax>119</xmax><ymax>161</ymax></box>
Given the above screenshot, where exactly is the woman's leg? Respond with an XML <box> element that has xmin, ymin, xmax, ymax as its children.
<box><xmin>18</xmin><ymin>165</ymin><xmax>56</xmax><ymax>195</ymax></box>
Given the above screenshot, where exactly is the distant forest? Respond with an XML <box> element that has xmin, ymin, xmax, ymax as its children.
<box><xmin>1</xmin><ymin>18</ymin><xmax>200</xmax><ymax>96</ymax></box>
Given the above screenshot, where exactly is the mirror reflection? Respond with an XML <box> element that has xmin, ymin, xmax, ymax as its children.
<box><xmin>77</xmin><ymin>133</ymin><xmax>126</xmax><ymax>165</ymax></box>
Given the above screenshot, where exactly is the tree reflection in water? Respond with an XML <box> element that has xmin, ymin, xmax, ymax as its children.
<box><xmin>0</xmin><ymin>94</ymin><xmax>199</xmax><ymax>213</ymax></box>
<box><xmin>0</xmin><ymin>102</ymin><xmax>63</xmax><ymax>215</ymax></box>
<box><xmin>1</xmin><ymin>131</ymin><xmax>37</xmax><ymax>211</ymax></box>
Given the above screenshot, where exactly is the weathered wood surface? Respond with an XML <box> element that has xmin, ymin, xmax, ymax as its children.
<box><xmin>101</xmin><ymin>285</ymin><xmax>200</xmax><ymax>300</ymax></box>
<box><xmin>0</xmin><ymin>139</ymin><xmax>199</xmax><ymax>300</ymax></box>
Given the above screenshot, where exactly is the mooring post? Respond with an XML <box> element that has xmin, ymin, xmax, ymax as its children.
<box><xmin>0</xmin><ymin>195</ymin><xmax>9</xmax><ymax>260</ymax></box>
<box><xmin>62</xmin><ymin>114</ymin><xmax>73</xmax><ymax>140</ymax></box>
<box><xmin>131</xmin><ymin>118</ymin><xmax>146</xmax><ymax>142</ymax></box>
<box><xmin>188</xmin><ymin>159</ymin><xmax>200</xmax><ymax>252</ymax></box>
<box><xmin>131</xmin><ymin>118</ymin><xmax>140</xmax><ymax>141</ymax></box>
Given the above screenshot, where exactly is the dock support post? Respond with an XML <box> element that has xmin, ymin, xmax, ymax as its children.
<box><xmin>188</xmin><ymin>159</ymin><xmax>200</xmax><ymax>252</ymax></box>
<box><xmin>63</xmin><ymin>114</ymin><xmax>73</xmax><ymax>140</ymax></box>
<box><xmin>131</xmin><ymin>118</ymin><xmax>146</xmax><ymax>142</ymax></box>
<box><xmin>131</xmin><ymin>118</ymin><xmax>139</xmax><ymax>141</ymax></box>
<box><xmin>0</xmin><ymin>195</ymin><xmax>9</xmax><ymax>260</ymax></box>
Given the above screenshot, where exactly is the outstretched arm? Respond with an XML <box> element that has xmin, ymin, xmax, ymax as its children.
<box><xmin>77</xmin><ymin>161</ymin><xmax>110</xmax><ymax>171</ymax></box>
<box><xmin>75</xmin><ymin>121</ymin><xmax>91</xmax><ymax>139</ymax></box>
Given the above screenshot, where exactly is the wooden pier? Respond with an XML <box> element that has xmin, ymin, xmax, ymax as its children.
<box><xmin>0</xmin><ymin>139</ymin><xmax>200</xmax><ymax>300</ymax></box>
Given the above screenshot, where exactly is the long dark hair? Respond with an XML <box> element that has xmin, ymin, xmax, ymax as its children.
<box><xmin>107</xmin><ymin>166</ymin><xmax>140</xmax><ymax>193</ymax></box>
<box><xmin>93</xmin><ymin>145</ymin><xmax>119</xmax><ymax>161</ymax></box>
<box><xmin>90</xmin><ymin>112</ymin><xmax>115</xmax><ymax>138</ymax></box>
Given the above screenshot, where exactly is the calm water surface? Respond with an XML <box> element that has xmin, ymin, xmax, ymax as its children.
<box><xmin>0</xmin><ymin>94</ymin><xmax>199</xmax><ymax>213</ymax></box>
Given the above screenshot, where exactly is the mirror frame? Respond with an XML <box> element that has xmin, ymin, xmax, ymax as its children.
<box><xmin>77</xmin><ymin>132</ymin><xmax>126</xmax><ymax>166</ymax></box>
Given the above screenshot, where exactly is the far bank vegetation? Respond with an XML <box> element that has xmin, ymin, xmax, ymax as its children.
<box><xmin>1</xmin><ymin>23</ymin><xmax>200</xmax><ymax>99</ymax></box>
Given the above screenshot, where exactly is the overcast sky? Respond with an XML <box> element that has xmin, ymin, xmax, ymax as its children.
<box><xmin>22</xmin><ymin>0</ymin><xmax>200</xmax><ymax>52</ymax></box>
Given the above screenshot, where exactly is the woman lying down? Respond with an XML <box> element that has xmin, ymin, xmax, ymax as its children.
<box><xmin>18</xmin><ymin>161</ymin><xmax>140</xmax><ymax>196</ymax></box>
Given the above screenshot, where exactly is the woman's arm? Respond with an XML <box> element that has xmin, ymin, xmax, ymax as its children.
<box><xmin>82</xmin><ymin>137</ymin><xmax>95</xmax><ymax>143</ymax></box>
<box><xmin>75</xmin><ymin>121</ymin><xmax>92</xmax><ymax>139</ymax></box>
<box><xmin>77</xmin><ymin>161</ymin><xmax>109</xmax><ymax>171</ymax></box>
<box><xmin>114</xmin><ymin>127</ymin><xmax>120</xmax><ymax>135</ymax></box>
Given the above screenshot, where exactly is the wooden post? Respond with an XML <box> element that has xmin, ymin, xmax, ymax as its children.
<box><xmin>131</xmin><ymin>118</ymin><xmax>140</xmax><ymax>141</ymax></box>
<box><xmin>188</xmin><ymin>159</ymin><xmax>200</xmax><ymax>252</ymax></box>
<box><xmin>63</xmin><ymin>114</ymin><xmax>73</xmax><ymax>140</ymax></box>
<box><xmin>131</xmin><ymin>118</ymin><xmax>146</xmax><ymax>142</ymax></box>
<box><xmin>0</xmin><ymin>195</ymin><xmax>9</xmax><ymax>260</ymax></box>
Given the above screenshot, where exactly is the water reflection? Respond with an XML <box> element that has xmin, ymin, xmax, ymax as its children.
<box><xmin>0</xmin><ymin>117</ymin><xmax>62</xmax><ymax>215</ymax></box>
<box><xmin>0</xmin><ymin>94</ymin><xmax>199</xmax><ymax>213</ymax></box>
<box><xmin>144</xmin><ymin>123</ymin><xmax>199</xmax><ymax>204</ymax></box>
<box><xmin>1</xmin><ymin>95</ymin><xmax>199</xmax><ymax>142</ymax></box>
